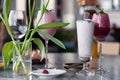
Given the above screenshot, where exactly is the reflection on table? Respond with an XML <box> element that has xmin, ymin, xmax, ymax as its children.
<box><xmin>0</xmin><ymin>53</ymin><xmax>120</xmax><ymax>80</ymax></box>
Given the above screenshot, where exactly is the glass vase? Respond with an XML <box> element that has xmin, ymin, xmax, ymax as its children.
<box><xmin>12</xmin><ymin>42</ymin><xmax>32</xmax><ymax>76</ymax></box>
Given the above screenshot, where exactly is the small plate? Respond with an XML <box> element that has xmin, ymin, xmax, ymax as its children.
<box><xmin>31</xmin><ymin>69</ymin><xmax>66</xmax><ymax>78</ymax></box>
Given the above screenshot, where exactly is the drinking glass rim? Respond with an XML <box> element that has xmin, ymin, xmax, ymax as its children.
<box><xmin>76</xmin><ymin>19</ymin><xmax>93</xmax><ymax>22</ymax></box>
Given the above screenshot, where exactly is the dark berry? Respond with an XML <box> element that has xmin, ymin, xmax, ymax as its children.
<box><xmin>42</xmin><ymin>69</ymin><xmax>49</xmax><ymax>74</ymax></box>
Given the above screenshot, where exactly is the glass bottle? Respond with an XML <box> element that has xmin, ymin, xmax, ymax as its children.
<box><xmin>78</xmin><ymin>0</ymin><xmax>99</xmax><ymax>19</ymax></box>
<box><xmin>82</xmin><ymin>5</ymin><xmax>97</xmax><ymax>19</ymax></box>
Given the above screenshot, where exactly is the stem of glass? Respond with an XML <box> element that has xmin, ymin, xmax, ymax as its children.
<box><xmin>99</xmin><ymin>42</ymin><xmax>102</xmax><ymax>69</ymax></box>
<box><xmin>45</xmin><ymin>40</ymin><xmax>49</xmax><ymax>69</ymax></box>
<box><xmin>80</xmin><ymin>57</ymin><xmax>90</xmax><ymax>75</ymax></box>
<box><xmin>83</xmin><ymin>57</ymin><xmax>88</xmax><ymax>71</ymax></box>
<box><xmin>98</xmin><ymin>42</ymin><xmax>104</xmax><ymax>74</ymax></box>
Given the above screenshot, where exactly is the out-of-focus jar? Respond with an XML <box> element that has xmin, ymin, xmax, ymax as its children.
<box><xmin>81</xmin><ymin>5</ymin><xmax>97</xmax><ymax>19</ymax></box>
<box><xmin>77</xmin><ymin>0</ymin><xmax>99</xmax><ymax>19</ymax></box>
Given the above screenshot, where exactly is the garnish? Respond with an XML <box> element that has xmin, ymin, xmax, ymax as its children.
<box><xmin>98</xmin><ymin>8</ymin><xmax>104</xmax><ymax>14</ymax></box>
<box><xmin>42</xmin><ymin>69</ymin><xmax>49</xmax><ymax>74</ymax></box>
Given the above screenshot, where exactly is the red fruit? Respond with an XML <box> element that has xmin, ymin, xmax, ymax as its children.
<box><xmin>42</xmin><ymin>69</ymin><xmax>49</xmax><ymax>74</ymax></box>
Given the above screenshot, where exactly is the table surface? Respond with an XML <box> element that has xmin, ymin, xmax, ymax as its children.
<box><xmin>0</xmin><ymin>53</ymin><xmax>120</xmax><ymax>80</ymax></box>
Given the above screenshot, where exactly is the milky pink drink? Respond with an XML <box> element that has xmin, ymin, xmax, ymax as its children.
<box><xmin>76</xmin><ymin>19</ymin><xmax>94</xmax><ymax>58</ymax></box>
<box><xmin>36</xmin><ymin>10</ymin><xmax>57</xmax><ymax>41</ymax></box>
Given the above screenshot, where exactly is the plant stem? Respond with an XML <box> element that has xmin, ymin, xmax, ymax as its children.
<box><xmin>13</xmin><ymin>50</ymin><xmax>29</xmax><ymax>74</ymax></box>
<box><xmin>13</xmin><ymin>42</ymin><xmax>32</xmax><ymax>74</ymax></box>
<box><xmin>23</xmin><ymin>0</ymin><xmax>36</xmax><ymax>48</ymax></box>
<box><xmin>36</xmin><ymin>0</ymin><xmax>50</xmax><ymax>26</ymax></box>
<box><xmin>13</xmin><ymin>58</ymin><xmax>28</xmax><ymax>74</ymax></box>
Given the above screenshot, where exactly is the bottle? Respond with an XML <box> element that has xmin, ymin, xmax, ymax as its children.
<box><xmin>88</xmin><ymin>40</ymin><xmax>98</xmax><ymax>72</ymax></box>
<box><xmin>92</xmin><ymin>39</ymin><xmax>99</xmax><ymax>58</ymax></box>
<box><xmin>82</xmin><ymin>5</ymin><xmax>97</xmax><ymax>19</ymax></box>
<box><xmin>78</xmin><ymin>0</ymin><xmax>99</xmax><ymax>19</ymax></box>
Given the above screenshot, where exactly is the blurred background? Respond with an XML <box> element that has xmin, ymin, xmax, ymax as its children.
<box><xmin>0</xmin><ymin>0</ymin><xmax>120</xmax><ymax>53</ymax></box>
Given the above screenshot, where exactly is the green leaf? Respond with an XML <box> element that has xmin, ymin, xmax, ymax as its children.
<box><xmin>36</xmin><ymin>22</ymin><xmax>69</xmax><ymax>29</ymax></box>
<box><xmin>37</xmin><ymin>30</ymin><xmax>66</xmax><ymax>49</ymax></box>
<box><xmin>98</xmin><ymin>8</ymin><xmax>104</xmax><ymax>14</ymax></box>
<box><xmin>32</xmin><ymin>38</ymin><xmax>45</xmax><ymax>60</ymax></box>
<box><xmin>3</xmin><ymin>0</ymin><xmax>10</xmax><ymax>21</ymax></box>
<box><xmin>2</xmin><ymin>41</ymin><xmax>14</xmax><ymax>70</ymax></box>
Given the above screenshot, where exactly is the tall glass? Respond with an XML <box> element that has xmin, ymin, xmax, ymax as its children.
<box><xmin>8</xmin><ymin>10</ymin><xmax>28</xmax><ymax>41</ymax></box>
<box><xmin>92</xmin><ymin>13</ymin><xmax>110</xmax><ymax>74</ymax></box>
<box><xmin>76</xmin><ymin>19</ymin><xmax>94</xmax><ymax>75</ymax></box>
<box><xmin>34</xmin><ymin>10</ymin><xmax>57</xmax><ymax>68</ymax></box>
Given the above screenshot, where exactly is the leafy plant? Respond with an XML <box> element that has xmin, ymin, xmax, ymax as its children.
<box><xmin>0</xmin><ymin>0</ymin><xmax>69</xmax><ymax>73</ymax></box>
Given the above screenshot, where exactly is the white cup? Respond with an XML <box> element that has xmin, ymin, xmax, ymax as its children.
<box><xmin>76</xmin><ymin>19</ymin><xmax>94</xmax><ymax>58</ymax></box>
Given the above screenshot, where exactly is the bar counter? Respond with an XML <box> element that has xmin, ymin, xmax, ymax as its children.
<box><xmin>0</xmin><ymin>53</ymin><xmax>120</xmax><ymax>80</ymax></box>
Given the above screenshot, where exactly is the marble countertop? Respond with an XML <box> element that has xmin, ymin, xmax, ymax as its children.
<box><xmin>0</xmin><ymin>53</ymin><xmax>120</xmax><ymax>80</ymax></box>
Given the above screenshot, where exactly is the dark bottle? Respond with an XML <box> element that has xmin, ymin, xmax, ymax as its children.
<box><xmin>82</xmin><ymin>5</ymin><xmax>97</xmax><ymax>19</ymax></box>
<box><xmin>77</xmin><ymin>0</ymin><xmax>99</xmax><ymax>19</ymax></box>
